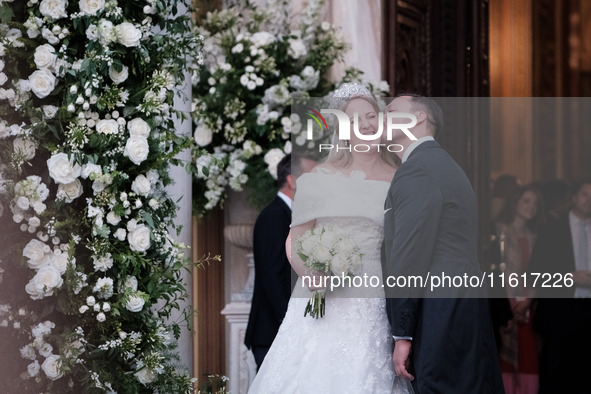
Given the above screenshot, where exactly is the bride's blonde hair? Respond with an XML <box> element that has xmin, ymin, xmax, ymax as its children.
<box><xmin>325</xmin><ymin>95</ymin><xmax>400</xmax><ymax>169</ymax></box>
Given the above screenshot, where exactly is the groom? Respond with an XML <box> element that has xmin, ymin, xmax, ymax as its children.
<box><xmin>381</xmin><ymin>95</ymin><xmax>504</xmax><ymax>393</ymax></box>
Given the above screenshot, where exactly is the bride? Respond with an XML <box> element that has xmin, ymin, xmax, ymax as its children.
<box><xmin>247</xmin><ymin>84</ymin><xmax>411</xmax><ymax>393</ymax></box>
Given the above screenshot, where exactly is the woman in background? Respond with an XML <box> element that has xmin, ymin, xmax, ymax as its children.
<box><xmin>494</xmin><ymin>185</ymin><xmax>545</xmax><ymax>394</ymax></box>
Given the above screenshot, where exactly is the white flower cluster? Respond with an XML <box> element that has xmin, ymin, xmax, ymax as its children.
<box><xmin>194</xmin><ymin>140</ymin><xmax>263</xmax><ymax>209</ymax></box>
<box><xmin>12</xmin><ymin>176</ymin><xmax>49</xmax><ymax>222</ymax></box>
<box><xmin>0</xmin><ymin>0</ymin><xmax>200</xmax><ymax>390</ymax></box>
<box><xmin>296</xmin><ymin>226</ymin><xmax>363</xmax><ymax>276</ymax></box>
<box><xmin>20</xmin><ymin>321</ymin><xmax>65</xmax><ymax>381</ymax></box>
<box><xmin>192</xmin><ymin>0</ymin><xmax>358</xmax><ymax>214</ymax></box>
<box><xmin>23</xmin><ymin>238</ymin><xmax>74</xmax><ymax>299</ymax></box>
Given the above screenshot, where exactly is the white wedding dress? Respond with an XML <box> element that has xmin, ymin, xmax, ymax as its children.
<box><xmin>247</xmin><ymin>169</ymin><xmax>410</xmax><ymax>394</ymax></box>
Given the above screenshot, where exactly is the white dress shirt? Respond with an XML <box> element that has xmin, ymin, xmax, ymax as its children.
<box><xmin>277</xmin><ymin>191</ymin><xmax>292</xmax><ymax>210</ymax></box>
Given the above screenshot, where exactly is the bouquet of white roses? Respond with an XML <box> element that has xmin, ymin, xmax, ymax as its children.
<box><xmin>295</xmin><ymin>226</ymin><xmax>362</xmax><ymax>318</ymax></box>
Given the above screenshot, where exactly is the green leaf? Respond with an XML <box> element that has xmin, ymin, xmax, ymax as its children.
<box><xmin>0</xmin><ymin>5</ymin><xmax>14</xmax><ymax>22</ymax></box>
<box><xmin>141</xmin><ymin>211</ymin><xmax>155</xmax><ymax>228</ymax></box>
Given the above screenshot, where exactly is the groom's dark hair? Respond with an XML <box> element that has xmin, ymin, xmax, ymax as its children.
<box><xmin>277</xmin><ymin>154</ymin><xmax>291</xmax><ymax>189</ymax></box>
<box><xmin>394</xmin><ymin>93</ymin><xmax>445</xmax><ymax>139</ymax></box>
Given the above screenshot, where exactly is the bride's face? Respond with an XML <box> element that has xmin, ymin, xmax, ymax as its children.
<box><xmin>345</xmin><ymin>98</ymin><xmax>381</xmax><ymax>148</ymax></box>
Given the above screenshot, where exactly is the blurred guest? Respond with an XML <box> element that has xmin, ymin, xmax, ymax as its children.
<box><xmin>244</xmin><ymin>153</ymin><xmax>315</xmax><ymax>370</ymax></box>
<box><xmin>495</xmin><ymin>186</ymin><xmax>545</xmax><ymax>394</ymax></box>
<box><xmin>491</xmin><ymin>174</ymin><xmax>521</xmax><ymax>221</ymax></box>
<box><xmin>530</xmin><ymin>178</ymin><xmax>591</xmax><ymax>394</ymax></box>
<box><xmin>539</xmin><ymin>179</ymin><xmax>572</xmax><ymax>221</ymax></box>
<box><xmin>487</xmin><ymin>175</ymin><xmax>521</xmax><ymax>355</ymax></box>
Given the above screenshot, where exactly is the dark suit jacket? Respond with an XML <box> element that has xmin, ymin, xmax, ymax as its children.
<box><xmin>382</xmin><ymin>140</ymin><xmax>503</xmax><ymax>394</ymax></box>
<box><xmin>244</xmin><ymin>196</ymin><xmax>293</xmax><ymax>349</ymax></box>
<box><xmin>529</xmin><ymin>215</ymin><xmax>591</xmax><ymax>393</ymax></box>
<box><xmin>529</xmin><ymin>216</ymin><xmax>591</xmax><ymax>332</ymax></box>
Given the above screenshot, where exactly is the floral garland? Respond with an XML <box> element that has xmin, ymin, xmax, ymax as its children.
<box><xmin>191</xmin><ymin>0</ymin><xmax>389</xmax><ymax>215</ymax></box>
<box><xmin>0</xmin><ymin>0</ymin><xmax>201</xmax><ymax>392</ymax></box>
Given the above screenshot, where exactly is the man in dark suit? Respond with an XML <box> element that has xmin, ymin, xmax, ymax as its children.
<box><xmin>530</xmin><ymin>178</ymin><xmax>591</xmax><ymax>393</ymax></box>
<box><xmin>245</xmin><ymin>153</ymin><xmax>314</xmax><ymax>370</ymax></box>
<box><xmin>381</xmin><ymin>95</ymin><xmax>504</xmax><ymax>393</ymax></box>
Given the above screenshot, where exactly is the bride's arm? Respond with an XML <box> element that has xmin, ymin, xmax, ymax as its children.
<box><xmin>285</xmin><ymin>220</ymin><xmax>315</xmax><ymax>277</ymax></box>
<box><xmin>286</xmin><ymin>220</ymin><xmax>328</xmax><ymax>290</ymax></box>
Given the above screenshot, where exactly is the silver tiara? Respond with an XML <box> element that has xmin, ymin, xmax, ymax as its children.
<box><xmin>332</xmin><ymin>82</ymin><xmax>372</xmax><ymax>98</ymax></box>
<box><xmin>327</xmin><ymin>83</ymin><xmax>373</xmax><ymax>109</ymax></box>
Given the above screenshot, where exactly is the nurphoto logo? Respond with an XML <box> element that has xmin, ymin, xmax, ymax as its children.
<box><xmin>304</xmin><ymin>108</ymin><xmax>419</xmax><ymax>153</ymax></box>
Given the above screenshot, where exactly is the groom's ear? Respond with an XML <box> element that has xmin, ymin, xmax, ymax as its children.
<box><xmin>416</xmin><ymin>111</ymin><xmax>428</xmax><ymax>124</ymax></box>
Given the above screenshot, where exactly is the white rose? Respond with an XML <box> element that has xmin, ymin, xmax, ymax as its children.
<box><xmin>86</xmin><ymin>296</ymin><xmax>96</xmax><ymax>306</ymax></box>
<box><xmin>135</xmin><ymin>366</ymin><xmax>156</xmax><ymax>384</ymax></box>
<box><xmin>330</xmin><ymin>254</ymin><xmax>348</xmax><ymax>275</ymax></box>
<box><xmin>28</xmin><ymin>216</ymin><xmax>41</xmax><ymax>227</ymax></box>
<box><xmin>39</xmin><ymin>0</ymin><xmax>68</xmax><ymax>20</ymax></box>
<box><xmin>41</xmin><ymin>355</ymin><xmax>63</xmax><ymax>380</ymax></box>
<box><xmin>86</xmin><ymin>24</ymin><xmax>99</xmax><ymax>40</ymax></box>
<box><xmin>57</xmin><ymin>179</ymin><xmax>83</xmax><ymax>203</ymax></box>
<box><xmin>50</xmin><ymin>251</ymin><xmax>70</xmax><ymax>275</ymax></box>
<box><xmin>288</xmin><ymin>38</ymin><xmax>307</xmax><ymax>59</ymax></box>
<box><xmin>96</xmin><ymin>312</ymin><xmax>106</xmax><ymax>322</ymax></box>
<box><xmin>27</xmin><ymin>360</ymin><xmax>40</xmax><ymax>378</ymax></box>
<box><xmin>115</xmin><ymin>22</ymin><xmax>142</xmax><ymax>47</ymax></box>
<box><xmin>0</xmin><ymin>72</ymin><xmax>7</xmax><ymax>86</ymax></box>
<box><xmin>320</xmin><ymin>230</ymin><xmax>339</xmax><ymax>248</ymax></box>
<box><xmin>263</xmin><ymin>148</ymin><xmax>285</xmax><ymax>180</ymax></box>
<box><xmin>114</xmin><ymin>228</ymin><xmax>126</xmax><ymax>241</ymax></box>
<box><xmin>25</xmin><ymin>266</ymin><xmax>63</xmax><ymax>300</ymax></box>
<box><xmin>125</xmin><ymin>293</ymin><xmax>145</xmax><ymax>312</ymax></box>
<box><xmin>336</xmin><ymin>239</ymin><xmax>355</xmax><ymax>257</ymax></box>
<box><xmin>313</xmin><ymin>245</ymin><xmax>332</xmax><ymax>263</ymax></box>
<box><xmin>131</xmin><ymin>174</ymin><xmax>151</xmax><ymax>196</ymax></box>
<box><xmin>47</xmin><ymin>153</ymin><xmax>82</xmax><ymax>184</ymax></box>
<box><xmin>106</xmin><ymin>211</ymin><xmax>121</xmax><ymax>225</ymax></box>
<box><xmin>79</xmin><ymin>305</ymin><xmax>89</xmax><ymax>313</ymax></box>
<box><xmin>81</xmin><ymin>163</ymin><xmax>102</xmax><ymax>179</ymax></box>
<box><xmin>109</xmin><ymin>64</ymin><xmax>128</xmax><ymax>84</ymax></box>
<box><xmin>124</xmin><ymin>136</ymin><xmax>149</xmax><ymax>165</ymax></box>
<box><xmin>42</xmin><ymin>105</ymin><xmax>58</xmax><ymax>119</ymax></box>
<box><xmin>79</xmin><ymin>0</ymin><xmax>105</xmax><ymax>15</ymax></box>
<box><xmin>194</xmin><ymin>124</ymin><xmax>212</xmax><ymax>147</ymax></box>
<box><xmin>127</xmin><ymin>224</ymin><xmax>150</xmax><ymax>252</ymax></box>
<box><xmin>96</xmin><ymin>119</ymin><xmax>119</xmax><ymax>135</ymax></box>
<box><xmin>23</xmin><ymin>239</ymin><xmax>50</xmax><ymax>266</ymax></box>
<box><xmin>98</xmin><ymin>19</ymin><xmax>115</xmax><ymax>44</ymax></box>
<box><xmin>121</xmin><ymin>276</ymin><xmax>138</xmax><ymax>292</ymax></box>
<box><xmin>29</xmin><ymin>69</ymin><xmax>56</xmax><ymax>99</ymax></box>
<box><xmin>16</xmin><ymin>196</ymin><xmax>30</xmax><ymax>210</ymax></box>
<box><xmin>300</xmin><ymin>236</ymin><xmax>318</xmax><ymax>255</ymax></box>
<box><xmin>13</xmin><ymin>137</ymin><xmax>35</xmax><ymax>160</ymax></box>
<box><xmin>34</xmin><ymin>44</ymin><xmax>57</xmax><ymax>70</ymax></box>
<box><xmin>127</xmin><ymin>118</ymin><xmax>150</xmax><ymax>138</ymax></box>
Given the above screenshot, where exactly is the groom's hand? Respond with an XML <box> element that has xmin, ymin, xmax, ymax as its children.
<box><xmin>392</xmin><ymin>339</ymin><xmax>414</xmax><ymax>381</ymax></box>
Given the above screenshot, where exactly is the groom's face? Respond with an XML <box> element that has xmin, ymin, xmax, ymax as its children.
<box><xmin>385</xmin><ymin>96</ymin><xmax>416</xmax><ymax>144</ymax></box>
